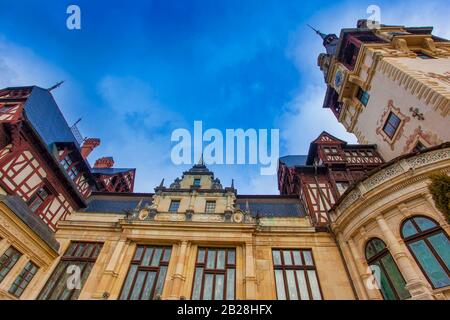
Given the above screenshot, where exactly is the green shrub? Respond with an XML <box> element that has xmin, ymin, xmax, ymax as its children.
<box><xmin>428</xmin><ymin>173</ymin><xmax>450</xmax><ymax>222</ymax></box>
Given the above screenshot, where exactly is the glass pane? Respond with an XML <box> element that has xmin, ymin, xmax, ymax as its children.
<box><xmin>380</xmin><ymin>254</ymin><xmax>410</xmax><ymax>300</ymax></box>
<box><xmin>274</xmin><ymin>270</ymin><xmax>286</xmax><ymax>300</ymax></box>
<box><xmin>197</xmin><ymin>249</ymin><xmax>205</xmax><ymax>263</ymax></box>
<box><xmin>191</xmin><ymin>268</ymin><xmax>203</xmax><ymax>300</ymax></box>
<box><xmin>373</xmin><ymin>262</ymin><xmax>397</xmax><ymax>300</ymax></box>
<box><xmin>410</xmin><ymin>241</ymin><xmax>450</xmax><ymax>288</ymax></box>
<box><xmin>162</xmin><ymin>248</ymin><xmax>172</xmax><ymax>263</ymax></box>
<box><xmin>414</xmin><ymin>217</ymin><xmax>437</xmax><ymax>232</ymax></box>
<box><xmin>295</xmin><ymin>270</ymin><xmax>310</xmax><ymax>300</ymax></box>
<box><xmin>428</xmin><ymin>233</ymin><xmax>450</xmax><ymax>269</ymax></box>
<box><xmin>307</xmin><ymin>270</ymin><xmax>322</xmax><ymax>300</ymax></box>
<box><xmin>283</xmin><ymin>251</ymin><xmax>292</xmax><ymax>265</ymax></box>
<box><xmin>119</xmin><ymin>265</ymin><xmax>138</xmax><ymax>300</ymax></box>
<box><xmin>65</xmin><ymin>243</ymin><xmax>78</xmax><ymax>257</ymax></box>
<box><xmin>206</xmin><ymin>250</ymin><xmax>216</xmax><ymax>269</ymax></box>
<box><xmin>285</xmin><ymin>270</ymin><xmax>299</xmax><ymax>300</ymax></box>
<box><xmin>154</xmin><ymin>266</ymin><xmax>168</xmax><ymax>298</ymax></box>
<box><xmin>227</xmin><ymin>250</ymin><xmax>236</xmax><ymax>265</ymax></box>
<box><xmin>226</xmin><ymin>269</ymin><xmax>235</xmax><ymax>300</ymax></box>
<box><xmin>203</xmin><ymin>274</ymin><xmax>214</xmax><ymax>300</ymax></box>
<box><xmin>82</xmin><ymin>244</ymin><xmax>95</xmax><ymax>258</ymax></box>
<box><xmin>402</xmin><ymin>220</ymin><xmax>418</xmax><ymax>238</ymax></box>
<box><xmin>134</xmin><ymin>247</ymin><xmax>144</xmax><ymax>261</ymax></box>
<box><xmin>366</xmin><ymin>242</ymin><xmax>377</xmax><ymax>260</ymax></box>
<box><xmin>272</xmin><ymin>250</ymin><xmax>281</xmax><ymax>266</ymax></box>
<box><xmin>151</xmin><ymin>248</ymin><xmax>163</xmax><ymax>267</ymax></box>
<box><xmin>214</xmin><ymin>274</ymin><xmax>224</xmax><ymax>300</ymax></box>
<box><xmin>303</xmin><ymin>251</ymin><xmax>313</xmax><ymax>266</ymax></box>
<box><xmin>292</xmin><ymin>251</ymin><xmax>302</xmax><ymax>266</ymax></box>
<box><xmin>141</xmin><ymin>248</ymin><xmax>154</xmax><ymax>266</ymax></box>
<box><xmin>141</xmin><ymin>272</ymin><xmax>156</xmax><ymax>300</ymax></box>
<box><xmin>372</xmin><ymin>239</ymin><xmax>386</xmax><ymax>253</ymax></box>
<box><xmin>130</xmin><ymin>271</ymin><xmax>146</xmax><ymax>300</ymax></box>
<box><xmin>217</xmin><ymin>250</ymin><xmax>225</xmax><ymax>270</ymax></box>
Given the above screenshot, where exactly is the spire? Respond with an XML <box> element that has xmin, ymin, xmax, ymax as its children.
<box><xmin>231</xmin><ymin>179</ymin><xmax>234</xmax><ymax>189</ymax></box>
<box><xmin>197</xmin><ymin>153</ymin><xmax>204</xmax><ymax>166</ymax></box>
<box><xmin>307</xmin><ymin>24</ymin><xmax>327</xmax><ymax>40</ymax></box>
<box><xmin>48</xmin><ymin>81</ymin><xmax>65</xmax><ymax>92</ymax></box>
<box><xmin>159</xmin><ymin>178</ymin><xmax>165</xmax><ymax>188</ymax></box>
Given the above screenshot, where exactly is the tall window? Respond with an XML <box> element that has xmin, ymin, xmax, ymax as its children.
<box><xmin>9</xmin><ymin>261</ymin><xmax>39</xmax><ymax>298</ymax></box>
<box><xmin>192</xmin><ymin>248</ymin><xmax>236</xmax><ymax>300</ymax></box>
<box><xmin>383</xmin><ymin>112</ymin><xmax>401</xmax><ymax>139</ymax></box>
<box><xmin>119</xmin><ymin>246</ymin><xmax>171</xmax><ymax>300</ymax></box>
<box><xmin>60</xmin><ymin>155</ymin><xmax>78</xmax><ymax>180</ymax></box>
<box><xmin>357</xmin><ymin>88</ymin><xmax>370</xmax><ymax>106</ymax></box>
<box><xmin>272</xmin><ymin>249</ymin><xmax>322</xmax><ymax>300</ymax></box>
<box><xmin>28</xmin><ymin>186</ymin><xmax>51</xmax><ymax>213</ymax></box>
<box><xmin>169</xmin><ymin>200</ymin><xmax>181</xmax><ymax>212</ymax></box>
<box><xmin>38</xmin><ymin>242</ymin><xmax>103</xmax><ymax>300</ymax></box>
<box><xmin>0</xmin><ymin>247</ymin><xmax>22</xmax><ymax>283</ymax></box>
<box><xmin>401</xmin><ymin>216</ymin><xmax>450</xmax><ymax>289</ymax></box>
<box><xmin>365</xmin><ymin>238</ymin><xmax>410</xmax><ymax>300</ymax></box>
<box><xmin>205</xmin><ymin>201</ymin><xmax>216</xmax><ymax>213</ymax></box>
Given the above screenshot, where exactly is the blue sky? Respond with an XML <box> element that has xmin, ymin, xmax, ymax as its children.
<box><xmin>0</xmin><ymin>0</ymin><xmax>449</xmax><ymax>194</ymax></box>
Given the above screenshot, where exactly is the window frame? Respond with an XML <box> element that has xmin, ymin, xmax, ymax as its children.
<box><xmin>382</xmin><ymin>112</ymin><xmax>402</xmax><ymax>139</ymax></box>
<box><xmin>272</xmin><ymin>248</ymin><xmax>323</xmax><ymax>300</ymax></box>
<box><xmin>191</xmin><ymin>247</ymin><xmax>236</xmax><ymax>300</ymax></box>
<box><xmin>9</xmin><ymin>261</ymin><xmax>39</xmax><ymax>298</ymax></box>
<box><xmin>168</xmin><ymin>200</ymin><xmax>181</xmax><ymax>213</ymax></box>
<box><xmin>119</xmin><ymin>245</ymin><xmax>172</xmax><ymax>300</ymax></box>
<box><xmin>365</xmin><ymin>238</ymin><xmax>410</xmax><ymax>300</ymax></box>
<box><xmin>205</xmin><ymin>201</ymin><xmax>216</xmax><ymax>214</ymax></box>
<box><xmin>0</xmin><ymin>247</ymin><xmax>22</xmax><ymax>284</ymax></box>
<box><xmin>401</xmin><ymin>216</ymin><xmax>450</xmax><ymax>289</ymax></box>
<box><xmin>193</xmin><ymin>178</ymin><xmax>201</xmax><ymax>187</ymax></box>
<box><xmin>27</xmin><ymin>185</ymin><xmax>52</xmax><ymax>213</ymax></box>
<box><xmin>357</xmin><ymin>88</ymin><xmax>370</xmax><ymax>106</ymax></box>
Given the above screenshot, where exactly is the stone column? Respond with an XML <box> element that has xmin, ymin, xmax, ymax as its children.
<box><xmin>336</xmin><ymin>232</ymin><xmax>369</xmax><ymax>300</ymax></box>
<box><xmin>244</xmin><ymin>242</ymin><xmax>257</xmax><ymax>300</ymax></box>
<box><xmin>375</xmin><ymin>214</ymin><xmax>433</xmax><ymax>300</ymax></box>
<box><xmin>347</xmin><ymin>237</ymin><xmax>382</xmax><ymax>300</ymax></box>
<box><xmin>169</xmin><ymin>241</ymin><xmax>189</xmax><ymax>299</ymax></box>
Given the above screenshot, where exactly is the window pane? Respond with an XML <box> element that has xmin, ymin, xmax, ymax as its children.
<box><xmin>272</xmin><ymin>250</ymin><xmax>281</xmax><ymax>266</ymax></box>
<box><xmin>374</xmin><ymin>261</ymin><xmax>397</xmax><ymax>300</ymax></box>
<box><xmin>203</xmin><ymin>274</ymin><xmax>214</xmax><ymax>300</ymax></box>
<box><xmin>141</xmin><ymin>248</ymin><xmax>154</xmax><ymax>266</ymax></box>
<box><xmin>227</xmin><ymin>250</ymin><xmax>235</xmax><ymax>265</ymax></box>
<box><xmin>380</xmin><ymin>254</ymin><xmax>410</xmax><ymax>300</ymax></box>
<box><xmin>303</xmin><ymin>251</ymin><xmax>313</xmax><ymax>266</ymax></box>
<box><xmin>197</xmin><ymin>249</ymin><xmax>205</xmax><ymax>263</ymax></box>
<box><xmin>226</xmin><ymin>269</ymin><xmax>235</xmax><ymax>300</ymax></box>
<box><xmin>285</xmin><ymin>270</ymin><xmax>299</xmax><ymax>300</ymax></box>
<box><xmin>151</xmin><ymin>248</ymin><xmax>162</xmax><ymax>267</ymax></box>
<box><xmin>141</xmin><ymin>272</ymin><xmax>156</xmax><ymax>300</ymax></box>
<box><xmin>216</xmin><ymin>250</ymin><xmax>225</xmax><ymax>270</ymax></box>
<box><xmin>162</xmin><ymin>248</ymin><xmax>172</xmax><ymax>263</ymax></box>
<box><xmin>410</xmin><ymin>240</ymin><xmax>450</xmax><ymax>288</ymax></box>
<box><xmin>292</xmin><ymin>251</ymin><xmax>302</xmax><ymax>266</ymax></box>
<box><xmin>206</xmin><ymin>250</ymin><xmax>216</xmax><ymax>269</ymax></box>
<box><xmin>119</xmin><ymin>265</ymin><xmax>138</xmax><ymax>299</ymax></box>
<box><xmin>274</xmin><ymin>270</ymin><xmax>286</xmax><ymax>300</ymax></box>
<box><xmin>134</xmin><ymin>247</ymin><xmax>144</xmax><ymax>261</ymax></box>
<box><xmin>307</xmin><ymin>270</ymin><xmax>322</xmax><ymax>300</ymax></box>
<box><xmin>295</xmin><ymin>270</ymin><xmax>310</xmax><ymax>300</ymax></box>
<box><xmin>402</xmin><ymin>220</ymin><xmax>418</xmax><ymax>238</ymax></box>
<box><xmin>414</xmin><ymin>217</ymin><xmax>437</xmax><ymax>232</ymax></box>
<box><xmin>192</xmin><ymin>268</ymin><xmax>203</xmax><ymax>300</ymax></box>
<box><xmin>154</xmin><ymin>266</ymin><xmax>168</xmax><ymax>298</ymax></box>
<box><xmin>283</xmin><ymin>251</ymin><xmax>292</xmax><ymax>265</ymax></box>
<box><xmin>130</xmin><ymin>271</ymin><xmax>146</xmax><ymax>300</ymax></box>
<box><xmin>214</xmin><ymin>274</ymin><xmax>224</xmax><ymax>300</ymax></box>
<box><xmin>428</xmin><ymin>233</ymin><xmax>450</xmax><ymax>269</ymax></box>
<box><xmin>372</xmin><ymin>239</ymin><xmax>386</xmax><ymax>253</ymax></box>
<box><xmin>365</xmin><ymin>243</ymin><xmax>377</xmax><ymax>260</ymax></box>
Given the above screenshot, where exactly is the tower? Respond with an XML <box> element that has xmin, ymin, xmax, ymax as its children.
<box><xmin>315</xmin><ymin>20</ymin><xmax>450</xmax><ymax>161</ymax></box>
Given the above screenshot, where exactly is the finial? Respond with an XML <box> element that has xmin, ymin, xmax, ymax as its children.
<box><xmin>197</xmin><ymin>153</ymin><xmax>204</xmax><ymax>166</ymax></box>
<box><xmin>135</xmin><ymin>198</ymin><xmax>143</xmax><ymax>211</ymax></box>
<box><xmin>48</xmin><ymin>81</ymin><xmax>65</xmax><ymax>92</ymax></box>
<box><xmin>245</xmin><ymin>200</ymin><xmax>250</xmax><ymax>213</ymax></box>
<box><xmin>307</xmin><ymin>24</ymin><xmax>327</xmax><ymax>40</ymax></box>
<box><xmin>231</xmin><ymin>179</ymin><xmax>235</xmax><ymax>189</ymax></box>
<box><xmin>159</xmin><ymin>178</ymin><xmax>165</xmax><ymax>188</ymax></box>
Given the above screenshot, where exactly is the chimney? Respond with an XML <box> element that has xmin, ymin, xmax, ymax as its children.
<box><xmin>94</xmin><ymin>157</ymin><xmax>114</xmax><ymax>168</ymax></box>
<box><xmin>81</xmin><ymin>138</ymin><xmax>101</xmax><ymax>159</ymax></box>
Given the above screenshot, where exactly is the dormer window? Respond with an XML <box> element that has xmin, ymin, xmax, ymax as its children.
<box><xmin>357</xmin><ymin>88</ymin><xmax>370</xmax><ymax>106</ymax></box>
<box><xmin>169</xmin><ymin>200</ymin><xmax>181</xmax><ymax>213</ymax></box>
<box><xmin>193</xmin><ymin>178</ymin><xmax>201</xmax><ymax>187</ymax></box>
<box><xmin>28</xmin><ymin>186</ymin><xmax>51</xmax><ymax>213</ymax></box>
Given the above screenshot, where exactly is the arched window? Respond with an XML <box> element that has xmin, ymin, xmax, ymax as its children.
<box><xmin>401</xmin><ymin>216</ymin><xmax>450</xmax><ymax>289</ymax></box>
<box><xmin>365</xmin><ymin>238</ymin><xmax>411</xmax><ymax>300</ymax></box>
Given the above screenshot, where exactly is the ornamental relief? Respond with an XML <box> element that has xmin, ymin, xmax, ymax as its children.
<box><xmin>376</xmin><ymin>100</ymin><xmax>411</xmax><ymax>151</ymax></box>
<box><xmin>403</xmin><ymin>126</ymin><xmax>444</xmax><ymax>154</ymax></box>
